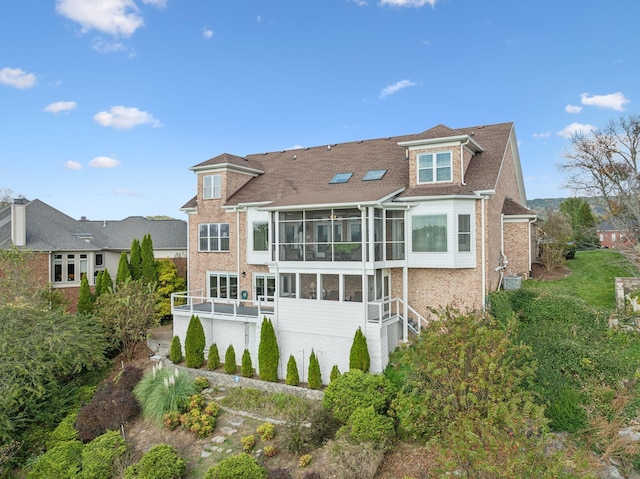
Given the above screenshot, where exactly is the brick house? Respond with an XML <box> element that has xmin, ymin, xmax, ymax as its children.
<box><xmin>597</xmin><ymin>220</ymin><xmax>636</xmax><ymax>249</ymax></box>
<box><xmin>0</xmin><ymin>198</ymin><xmax>187</xmax><ymax>309</ymax></box>
<box><xmin>173</xmin><ymin>122</ymin><xmax>536</xmax><ymax>381</ymax></box>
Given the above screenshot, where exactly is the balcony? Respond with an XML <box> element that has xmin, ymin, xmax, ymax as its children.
<box><xmin>171</xmin><ymin>290</ymin><xmax>274</xmax><ymax>322</ymax></box>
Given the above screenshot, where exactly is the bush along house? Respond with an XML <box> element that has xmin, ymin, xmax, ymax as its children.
<box><xmin>173</xmin><ymin>122</ymin><xmax>537</xmax><ymax>382</ymax></box>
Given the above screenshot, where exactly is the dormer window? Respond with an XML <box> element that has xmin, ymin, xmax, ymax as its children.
<box><xmin>417</xmin><ymin>152</ymin><xmax>452</xmax><ymax>183</ymax></box>
<box><xmin>203</xmin><ymin>174</ymin><xmax>222</xmax><ymax>199</ymax></box>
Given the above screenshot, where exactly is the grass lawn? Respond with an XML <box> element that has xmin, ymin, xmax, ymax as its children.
<box><xmin>524</xmin><ymin>249</ymin><xmax>638</xmax><ymax>309</ymax></box>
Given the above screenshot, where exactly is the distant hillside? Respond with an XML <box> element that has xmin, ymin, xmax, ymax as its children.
<box><xmin>527</xmin><ymin>197</ymin><xmax>606</xmax><ymax>220</ymax></box>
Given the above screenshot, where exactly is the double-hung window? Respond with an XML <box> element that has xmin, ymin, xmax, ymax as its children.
<box><xmin>458</xmin><ymin>214</ymin><xmax>471</xmax><ymax>252</ymax></box>
<box><xmin>199</xmin><ymin>223</ymin><xmax>230</xmax><ymax>251</ymax></box>
<box><xmin>417</xmin><ymin>152</ymin><xmax>452</xmax><ymax>183</ymax></box>
<box><xmin>203</xmin><ymin>174</ymin><xmax>222</xmax><ymax>199</ymax></box>
<box><xmin>412</xmin><ymin>214</ymin><xmax>448</xmax><ymax>252</ymax></box>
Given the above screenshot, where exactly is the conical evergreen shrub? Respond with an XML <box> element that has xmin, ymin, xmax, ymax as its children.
<box><xmin>101</xmin><ymin>268</ymin><xmax>114</xmax><ymax>294</ymax></box>
<box><xmin>286</xmin><ymin>355</ymin><xmax>299</xmax><ymax>386</ymax></box>
<box><xmin>116</xmin><ymin>252</ymin><xmax>131</xmax><ymax>287</ymax></box>
<box><xmin>207</xmin><ymin>344</ymin><xmax>220</xmax><ymax>370</ymax></box>
<box><xmin>241</xmin><ymin>349</ymin><xmax>253</xmax><ymax>378</ymax></box>
<box><xmin>308</xmin><ymin>349</ymin><xmax>321</xmax><ymax>389</ymax></box>
<box><xmin>258</xmin><ymin>317</ymin><xmax>279</xmax><ymax>382</ymax></box>
<box><xmin>224</xmin><ymin>345</ymin><xmax>237</xmax><ymax>374</ymax></box>
<box><xmin>169</xmin><ymin>335</ymin><xmax>182</xmax><ymax>363</ymax></box>
<box><xmin>184</xmin><ymin>315</ymin><xmax>205</xmax><ymax>368</ymax></box>
<box><xmin>77</xmin><ymin>274</ymin><xmax>93</xmax><ymax>315</ymax></box>
<box><xmin>349</xmin><ymin>327</ymin><xmax>370</xmax><ymax>372</ymax></box>
<box><xmin>93</xmin><ymin>270</ymin><xmax>103</xmax><ymax>299</ymax></box>
<box><xmin>129</xmin><ymin>239</ymin><xmax>142</xmax><ymax>280</ymax></box>
<box><xmin>330</xmin><ymin>364</ymin><xmax>341</xmax><ymax>383</ymax></box>
<box><xmin>141</xmin><ymin>234</ymin><xmax>158</xmax><ymax>285</ymax></box>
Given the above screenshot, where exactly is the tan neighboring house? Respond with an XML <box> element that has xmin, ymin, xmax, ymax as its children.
<box><xmin>0</xmin><ymin>198</ymin><xmax>187</xmax><ymax>309</ymax></box>
<box><xmin>173</xmin><ymin>121</ymin><xmax>536</xmax><ymax>381</ymax></box>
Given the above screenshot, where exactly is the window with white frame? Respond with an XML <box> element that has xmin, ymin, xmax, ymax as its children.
<box><xmin>203</xmin><ymin>174</ymin><xmax>222</xmax><ymax>199</ymax></box>
<box><xmin>199</xmin><ymin>223</ymin><xmax>230</xmax><ymax>251</ymax></box>
<box><xmin>412</xmin><ymin>214</ymin><xmax>448</xmax><ymax>252</ymax></box>
<box><xmin>252</xmin><ymin>222</ymin><xmax>268</xmax><ymax>252</ymax></box>
<box><xmin>209</xmin><ymin>272</ymin><xmax>238</xmax><ymax>299</ymax></box>
<box><xmin>417</xmin><ymin>152</ymin><xmax>452</xmax><ymax>183</ymax></box>
<box><xmin>458</xmin><ymin>214</ymin><xmax>471</xmax><ymax>252</ymax></box>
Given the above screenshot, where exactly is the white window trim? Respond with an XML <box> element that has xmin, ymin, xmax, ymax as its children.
<box><xmin>203</xmin><ymin>174</ymin><xmax>222</xmax><ymax>199</ymax></box>
<box><xmin>417</xmin><ymin>151</ymin><xmax>452</xmax><ymax>184</ymax></box>
<box><xmin>207</xmin><ymin>271</ymin><xmax>238</xmax><ymax>300</ymax></box>
<box><xmin>198</xmin><ymin>223</ymin><xmax>230</xmax><ymax>252</ymax></box>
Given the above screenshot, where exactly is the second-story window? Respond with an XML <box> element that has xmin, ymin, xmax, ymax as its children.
<box><xmin>418</xmin><ymin>152</ymin><xmax>452</xmax><ymax>183</ymax></box>
<box><xmin>203</xmin><ymin>174</ymin><xmax>222</xmax><ymax>199</ymax></box>
<box><xmin>253</xmin><ymin>222</ymin><xmax>268</xmax><ymax>252</ymax></box>
<box><xmin>199</xmin><ymin>223</ymin><xmax>230</xmax><ymax>251</ymax></box>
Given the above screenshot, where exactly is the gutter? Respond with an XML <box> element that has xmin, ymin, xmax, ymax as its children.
<box><xmin>460</xmin><ymin>137</ymin><xmax>470</xmax><ymax>186</ymax></box>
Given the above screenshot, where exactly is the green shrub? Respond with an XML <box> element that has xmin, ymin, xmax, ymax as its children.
<box><xmin>179</xmin><ymin>395</ymin><xmax>219</xmax><ymax>438</ymax></box>
<box><xmin>194</xmin><ymin>376</ymin><xmax>209</xmax><ymax>391</ymax></box>
<box><xmin>263</xmin><ymin>444</ymin><xmax>278</xmax><ymax>457</ymax></box>
<box><xmin>207</xmin><ymin>343</ymin><xmax>220</xmax><ymax>370</ymax></box>
<box><xmin>124</xmin><ymin>444</ymin><xmax>186</xmax><ymax>479</ymax></box>
<box><xmin>184</xmin><ymin>315</ymin><xmax>205</xmax><ymax>368</ymax></box>
<box><xmin>487</xmin><ymin>290</ymin><xmax>515</xmax><ymax>324</ymax></box>
<box><xmin>307</xmin><ymin>350</ymin><xmax>321</xmax><ymax>390</ymax></box>
<box><xmin>305</xmin><ymin>406</ymin><xmax>340</xmax><ymax>447</ymax></box>
<box><xmin>27</xmin><ymin>440</ymin><xmax>83</xmax><ymax>479</ymax></box>
<box><xmin>286</xmin><ymin>355</ymin><xmax>299</xmax><ymax>386</ymax></box>
<box><xmin>257</xmin><ymin>422</ymin><xmax>275</xmax><ymax>441</ymax></box>
<box><xmin>204</xmin><ymin>453</ymin><xmax>267</xmax><ymax>479</ymax></box>
<box><xmin>323</xmin><ymin>369</ymin><xmax>394</xmax><ymax>424</ymax></box>
<box><xmin>169</xmin><ymin>335</ymin><xmax>182</xmax><ymax>363</ymax></box>
<box><xmin>298</xmin><ymin>454</ymin><xmax>313</xmax><ymax>468</ymax></box>
<box><xmin>343</xmin><ymin>405</ymin><xmax>395</xmax><ymax>447</ymax></box>
<box><xmin>258</xmin><ymin>318</ymin><xmax>279</xmax><ymax>382</ymax></box>
<box><xmin>329</xmin><ymin>365</ymin><xmax>340</xmax><ymax>383</ymax></box>
<box><xmin>47</xmin><ymin>411</ymin><xmax>78</xmax><ymax>449</ymax></box>
<box><xmin>241</xmin><ymin>348</ymin><xmax>253</xmax><ymax>378</ymax></box>
<box><xmin>388</xmin><ymin>310</ymin><xmax>542</xmax><ymax>442</ymax></box>
<box><xmin>349</xmin><ymin>327</ymin><xmax>370</xmax><ymax>372</ymax></box>
<box><xmin>241</xmin><ymin>434</ymin><xmax>255</xmax><ymax>451</ymax></box>
<box><xmin>224</xmin><ymin>345</ymin><xmax>237</xmax><ymax>374</ymax></box>
<box><xmin>77</xmin><ymin>273</ymin><xmax>93</xmax><ymax>315</ymax></box>
<box><xmin>133</xmin><ymin>363</ymin><xmax>198</xmax><ymax>423</ymax></box>
<box><xmin>80</xmin><ymin>430</ymin><xmax>128</xmax><ymax>479</ymax></box>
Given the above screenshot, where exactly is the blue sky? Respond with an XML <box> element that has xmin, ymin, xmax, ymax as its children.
<box><xmin>1</xmin><ymin>0</ymin><xmax>638</xmax><ymax>220</ymax></box>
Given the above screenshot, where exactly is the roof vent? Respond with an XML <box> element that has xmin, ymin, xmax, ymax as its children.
<box><xmin>327</xmin><ymin>145</ymin><xmax>331</xmax><ymax>150</ymax></box>
<box><xmin>293</xmin><ymin>155</ymin><xmax>297</xmax><ymax>160</ymax></box>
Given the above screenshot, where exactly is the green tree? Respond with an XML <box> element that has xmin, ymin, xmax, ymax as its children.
<box><xmin>100</xmin><ymin>268</ymin><xmax>114</xmax><ymax>294</ymax></box>
<box><xmin>308</xmin><ymin>349</ymin><xmax>321</xmax><ymax>389</ymax></box>
<box><xmin>141</xmin><ymin>234</ymin><xmax>158</xmax><ymax>285</ymax></box>
<box><xmin>285</xmin><ymin>355</ymin><xmax>299</xmax><ymax>386</ymax></box>
<box><xmin>77</xmin><ymin>274</ymin><xmax>93</xmax><ymax>315</ymax></box>
<box><xmin>330</xmin><ymin>365</ymin><xmax>341</xmax><ymax>383</ymax></box>
<box><xmin>129</xmin><ymin>239</ymin><xmax>142</xmax><ymax>281</ymax></box>
<box><xmin>0</xmin><ymin>304</ymin><xmax>106</xmax><ymax>444</ymax></box>
<box><xmin>349</xmin><ymin>327</ymin><xmax>370</xmax><ymax>372</ymax></box>
<box><xmin>559</xmin><ymin>197</ymin><xmax>599</xmax><ymax>248</ymax></box>
<box><xmin>241</xmin><ymin>349</ymin><xmax>253</xmax><ymax>378</ymax></box>
<box><xmin>169</xmin><ymin>336</ymin><xmax>182</xmax><ymax>363</ymax></box>
<box><xmin>93</xmin><ymin>270</ymin><xmax>104</xmax><ymax>299</ymax></box>
<box><xmin>116</xmin><ymin>252</ymin><xmax>131</xmax><ymax>287</ymax></box>
<box><xmin>207</xmin><ymin>344</ymin><xmax>220</xmax><ymax>370</ymax></box>
<box><xmin>224</xmin><ymin>345</ymin><xmax>237</xmax><ymax>374</ymax></box>
<box><xmin>184</xmin><ymin>315</ymin><xmax>205</xmax><ymax>368</ymax></box>
<box><xmin>258</xmin><ymin>317</ymin><xmax>279</xmax><ymax>382</ymax></box>
<box><xmin>94</xmin><ymin>279</ymin><xmax>158</xmax><ymax>359</ymax></box>
<box><xmin>155</xmin><ymin>259</ymin><xmax>186</xmax><ymax>321</ymax></box>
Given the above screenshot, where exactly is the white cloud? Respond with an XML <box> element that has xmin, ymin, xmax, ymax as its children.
<box><xmin>350</xmin><ymin>0</ymin><xmax>368</xmax><ymax>5</ymax></box>
<box><xmin>93</xmin><ymin>105</ymin><xmax>161</xmax><ymax>129</ymax></box>
<box><xmin>202</xmin><ymin>28</ymin><xmax>214</xmax><ymax>39</ymax></box>
<box><xmin>379</xmin><ymin>79</ymin><xmax>418</xmax><ymax>98</ymax></box>
<box><xmin>380</xmin><ymin>0</ymin><xmax>436</xmax><ymax>6</ymax></box>
<box><xmin>557</xmin><ymin>122</ymin><xmax>597</xmax><ymax>139</ymax></box>
<box><xmin>91</xmin><ymin>38</ymin><xmax>129</xmax><ymax>54</ymax></box>
<box><xmin>55</xmin><ymin>0</ymin><xmax>165</xmax><ymax>38</ymax></box>
<box><xmin>0</xmin><ymin>67</ymin><xmax>37</xmax><ymax>89</ymax></box>
<box><xmin>44</xmin><ymin>100</ymin><xmax>77</xmax><ymax>113</ymax></box>
<box><xmin>89</xmin><ymin>156</ymin><xmax>121</xmax><ymax>168</ymax></box>
<box><xmin>565</xmin><ymin>104</ymin><xmax>582</xmax><ymax>114</ymax></box>
<box><xmin>65</xmin><ymin>160</ymin><xmax>83</xmax><ymax>170</ymax></box>
<box><xmin>533</xmin><ymin>131</ymin><xmax>551</xmax><ymax>139</ymax></box>
<box><xmin>580</xmin><ymin>92</ymin><xmax>630</xmax><ymax>111</ymax></box>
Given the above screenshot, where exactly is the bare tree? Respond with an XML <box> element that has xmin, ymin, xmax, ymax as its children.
<box><xmin>562</xmin><ymin>114</ymin><xmax>640</xmax><ymax>244</ymax></box>
<box><xmin>0</xmin><ymin>188</ymin><xmax>15</xmax><ymax>206</ymax></box>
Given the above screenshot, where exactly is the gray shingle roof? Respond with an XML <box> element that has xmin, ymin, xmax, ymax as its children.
<box><xmin>0</xmin><ymin>199</ymin><xmax>187</xmax><ymax>252</ymax></box>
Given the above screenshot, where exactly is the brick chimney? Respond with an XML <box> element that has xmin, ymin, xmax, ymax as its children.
<box><xmin>11</xmin><ymin>198</ymin><xmax>27</xmax><ymax>247</ymax></box>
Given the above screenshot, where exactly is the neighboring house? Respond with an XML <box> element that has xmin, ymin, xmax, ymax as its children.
<box><xmin>597</xmin><ymin>220</ymin><xmax>636</xmax><ymax>249</ymax></box>
<box><xmin>0</xmin><ymin>198</ymin><xmax>187</xmax><ymax>308</ymax></box>
<box><xmin>173</xmin><ymin>122</ymin><xmax>537</xmax><ymax>381</ymax></box>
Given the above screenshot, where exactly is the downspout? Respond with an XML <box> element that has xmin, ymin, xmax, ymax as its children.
<box><xmin>528</xmin><ymin>218</ymin><xmax>536</xmax><ymax>277</ymax></box>
<box><xmin>481</xmin><ymin>196</ymin><xmax>486</xmax><ymax>310</ymax></box>
<box><xmin>460</xmin><ymin>137</ymin><xmax>470</xmax><ymax>186</ymax></box>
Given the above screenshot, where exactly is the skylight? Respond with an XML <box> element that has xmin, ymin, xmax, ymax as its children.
<box><xmin>329</xmin><ymin>172</ymin><xmax>353</xmax><ymax>184</ymax></box>
<box><xmin>362</xmin><ymin>169</ymin><xmax>387</xmax><ymax>181</ymax></box>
